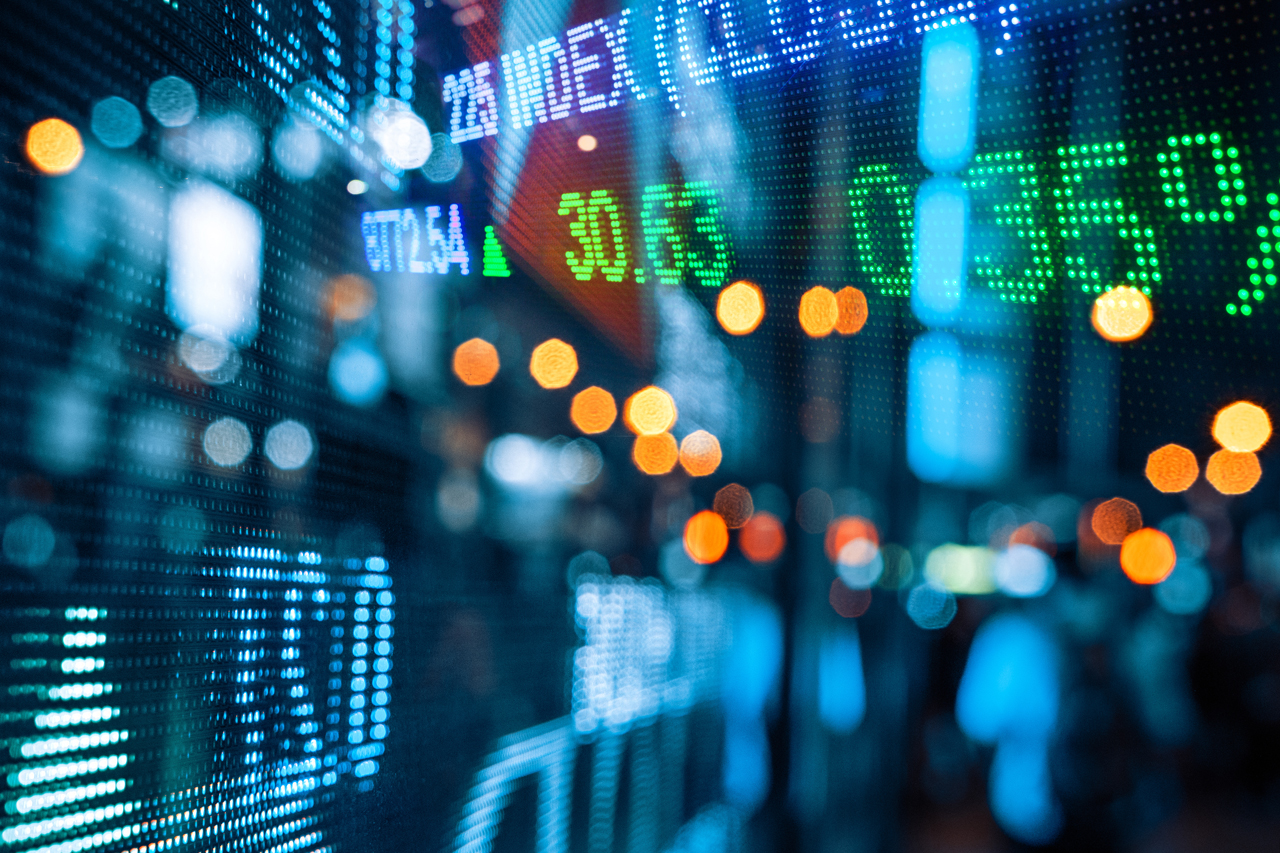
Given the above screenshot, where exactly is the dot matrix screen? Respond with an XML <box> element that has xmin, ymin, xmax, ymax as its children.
<box><xmin>2</xmin><ymin>0</ymin><xmax>1280</xmax><ymax>851</ymax></box>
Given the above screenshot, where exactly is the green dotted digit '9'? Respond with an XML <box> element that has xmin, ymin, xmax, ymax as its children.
<box><xmin>1235</xmin><ymin>188</ymin><xmax>1280</xmax><ymax>317</ymax></box>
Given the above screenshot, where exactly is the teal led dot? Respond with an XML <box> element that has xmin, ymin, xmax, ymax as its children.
<box><xmin>1227</xmin><ymin>303</ymin><xmax>1238</xmax><ymax>314</ymax></box>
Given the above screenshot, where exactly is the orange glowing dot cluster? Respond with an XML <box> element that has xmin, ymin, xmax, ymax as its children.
<box><xmin>624</xmin><ymin>386</ymin><xmax>677</xmax><ymax>435</ymax></box>
<box><xmin>1206</xmin><ymin>449</ymin><xmax>1262</xmax><ymax>495</ymax></box>
<box><xmin>1091</xmin><ymin>286</ymin><xmax>1152</xmax><ymax>342</ymax></box>
<box><xmin>713</xmin><ymin>483</ymin><xmax>754</xmax><ymax>528</ymax></box>
<box><xmin>834</xmin><ymin>287</ymin><xmax>869</xmax><ymax>335</ymax></box>
<box><xmin>1119</xmin><ymin>528</ymin><xmax>1177</xmax><ymax>585</ymax></box>
<box><xmin>684</xmin><ymin>510</ymin><xmax>729</xmax><ymax>565</ymax></box>
<box><xmin>26</xmin><ymin>118</ymin><xmax>84</xmax><ymax>175</ymax></box>
<box><xmin>824</xmin><ymin>516</ymin><xmax>879</xmax><ymax>563</ymax></box>
<box><xmin>1008</xmin><ymin>521</ymin><xmax>1056</xmax><ymax>556</ymax></box>
<box><xmin>1091</xmin><ymin>497</ymin><xmax>1142</xmax><ymax>546</ymax></box>
<box><xmin>452</xmin><ymin>338</ymin><xmax>500</xmax><ymax>386</ymax></box>
<box><xmin>678</xmin><ymin>430</ymin><xmax>721</xmax><ymax>476</ymax></box>
<box><xmin>1144</xmin><ymin>443</ymin><xmax>1199</xmax><ymax>493</ymax></box>
<box><xmin>799</xmin><ymin>286</ymin><xmax>840</xmax><ymax>337</ymax></box>
<box><xmin>529</xmin><ymin>338</ymin><xmax>578</xmax><ymax>389</ymax></box>
<box><xmin>716</xmin><ymin>281</ymin><xmax>765</xmax><ymax>335</ymax></box>
<box><xmin>570</xmin><ymin>386</ymin><xmax>617</xmax><ymax>434</ymax></box>
<box><xmin>1212</xmin><ymin>401</ymin><xmax>1271</xmax><ymax>453</ymax></box>
<box><xmin>632</xmin><ymin>432</ymin><xmax>678</xmax><ymax>475</ymax></box>
<box><xmin>740</xmin><ymin>512</ymin><xmax>786</xmax><ymax>563</ymax></box>
<box><xmin>326</xmin><ymin>274</ymin><xmax>376</xmax><ymax>322</ymax></box>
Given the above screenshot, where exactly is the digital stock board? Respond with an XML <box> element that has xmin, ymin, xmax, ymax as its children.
<box><xmin>1</xmin><ymin>2</ymin><xmax>1280</xmax><ymax>853</ymax></box>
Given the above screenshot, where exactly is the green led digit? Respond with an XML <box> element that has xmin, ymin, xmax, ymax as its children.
<box><xmin>1158</xmin><ymin>132</ymin><xmax>1245</xmax><ymax>224</ymax></box>
<box><xmin>849</xmin><ymin>164</ymin><xmax>913</xmax><ymax>297</ymax></box>
<box><xmin>1233</xmin><ymin>187</ymin><xmax>1280</xmax><ymax>316</ymax></box>
<box><xmin>964</xmin><ymin>151</ymin><xmax>1052</xmax><ymax>303</ymax></box>
<box><xmin>680</xmin><ymin>182</ymin><xmax>733</xmax><ymax>287</ymax></box>
<box><xmin>1053</xmin><ymin>142</ymin><xmax>1160</xmax><ymax>296</ymax></box>
<box><xmin>640</xmin><ymin>182</ymin><xmax>733</xmax><ymax>288</ymax></box>
<box><xmin>558</xmin><ymin>189</ymin><xmax>630</xmax><ymax>282</ymax></box>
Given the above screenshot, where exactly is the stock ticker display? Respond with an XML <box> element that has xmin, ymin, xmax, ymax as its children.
<box><xmin>2</xmin><ymin>1</ymin><xmax>1280</xmax><ymax>853</ymax></box>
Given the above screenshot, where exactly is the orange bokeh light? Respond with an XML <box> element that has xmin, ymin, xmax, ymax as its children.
<box><xmin>834</xmin><ymin>287</ymin><xmax>869</xmax><ymax>335</ymax></box>
<box><xmin>713</xmin><ymin>483</ymin><xmax>754</xmax><ymax>529</ymax></box>
<box><xmin>26</xmin><ymin>118</ymin><xmax>84</xmax><ymax>175</ymax></box>
<box><xmin>799</xmin><ymin>286</ymin><xmax>839</xmax><ymax>337</ymax></box>
<box><xmin>624</xmin><ymin>386</ymin><xmax>677</xmax><ymax>435</ymax></box>
<box><xmin>1008</xmin><ymin>521</ymin><xmax>1056</xmax><ymax>556</ymax></box>
<box><xmin>824</xmin><ymin>516</ymin><xmax>879</xmax><ymax>563</ymax></box>
<box><xmin>716</xmin><ymin>281</ymin><xmax>765</xmax><ymax>335</ymax></box>
<box><xmin>740</xmin><ymin>511</ymin><xmax>786</xmax><ymax>563</ymax></box>
<box><xmin>1119</xmin><ymin>527</ymin><xmax>1177</xmax><ymax>585</ymax></box>
<box><xmin>452</xmin><ymin>338</ymin><xmax>500</xmax><ymax>386</ymax></box>
<box><xmin>1205</xmin><ymin>449</ymin><xmax>1262</xmax><ymax>495</ymax></box>
<box><xmin>529</xmin><ymin>338</ymin><xmax>579</xmax><ymax>389</ymax></box>
<box><xmin>1091</xmin><ymin>286</ymin><xmax>1152</xmax><ymax>342</ymax></box>
<box><xmin>1212</xmin><ymin>401</ymin><xmax>1271</xmax><ymax>453</ymax></box>
<box><xmin>684</xmin><ymin>510</ymin><xmax>729</xmax><ymax>564</ymax></box>
<box><xmin>1091</xmin><ymin>497</ymin><xmax>1142</xmax><ymax>546</ymax></box>
<box><xmin>678</xmin><ymin>430</ymin><xmax>722</xmax><ymax>477</ymax></box>
<box><xmin>326</xmin><ymin>274</ymin><xmax>376</xmax><ymax>322</ymax></box>
<box><xmin>570</xmin><ymin>386</ymin><xmax>617</xmax><ymax>434</ymax></box>
<box><xmin>632</xmin><ymin>432</ymin><xmax>678</xmax><ymax>475</ymax></box>
<box><xmin>1144</xmin><ymin>443</ymin><xmax>1199</xmax><ymax>493</ymax></box>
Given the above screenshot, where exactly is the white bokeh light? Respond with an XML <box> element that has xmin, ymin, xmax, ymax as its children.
<box><xmin>202</xmin><ymin>417</ymin><xmax>252</xmax><ymax>467</ymax></box>
<box><xmin>263</xmin><ymin>420</ymin><xmax>314</xmax><ymax>471</ymax></box>
<box><xmin>167</xmin><ymin>182</ymin><xmax>262</xmax><ymax>345</ymax></box>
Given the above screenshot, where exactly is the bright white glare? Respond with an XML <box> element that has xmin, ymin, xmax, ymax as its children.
<box><xmin>485</xmin><ymin>435</ymin><xmax>601</xmax><ymax>490</ymax></box>
<box><xmin>3</xmin><ymin>515</ymin><xmax>56</xmax><ymax>569</ymax></box>
<box><xmin>994</xmin><ymin>544</ymin><xmax>1056</xmax><ymax>597</ymax></box>
<box><xmin>202</xmin><ymin>417</ymin><xmax>252</xmax><ymax>467</ymax></box>
<box><xmin>272</xmin><ymin>120</ymin><xmax>323</xmax><ymax>180</ymax></box>
<box><xmin>167</xmin><ymin>182</ymin><xmax>263</xmax><ymax>345</ymax></box>
<box><xmin>436</xmin><ymin>468</ymin><xmax>481</xmax><ymax>532</ymax></box>
<box><xmin>906</xmin><ymin>582</ymin><xmax>957</xmax><ymax>630</ymax></box>
<box><xmin>90</xmin><ymin>97</ymin><xmax>142</xmax><ymax>148</ymax></box>
<box><xmin>558</xmin><ymin>438</ymin><xmax>603</xmax><ymax>486</ymax></box>
<box><xmin>147</xmin><ymin>76</ymin><xmax>198</xmax><ymax>128</ymax></box>
<box><xmin>328</xmin><ymin>338</ymin><xmax>388</xmax><ymax>407</ymax></box>
<box><xmin>1154</xmin><ymin>561</ymin><xmax>1212</xmax><ymax>615</ymax></box>
<box><xmin>422</xmin><ymin>132</ymin><xmax>462</xmax><ymax>183</ymax></box>
<box><xmin>485</xmin><ymin>434</ymin><xmax>544</xmax><ymax>487</ymax></box>
<box><xmin>368</xmin><ymin>100</ymin><xmax>431</xmax><ymax>170</ymax></box>
<box><xmin>263</xmin><ymin>420</ymin><xmax>314</xmax><ymax>470</ymax></box>
<box><xmin>347</xmin><ymin>179</ymin><xmax>369</xmax><ymax>195</ymax></box>
<box><xmin>836</xmin><ymin>539</ymin><xmax>883</xmax><ymax>588</ymax></box>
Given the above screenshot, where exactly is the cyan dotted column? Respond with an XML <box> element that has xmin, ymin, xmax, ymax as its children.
<box><xmin>906</xmin><ymin>21</ymin><xmax>979</xmax><ymax>483</ymax></box>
